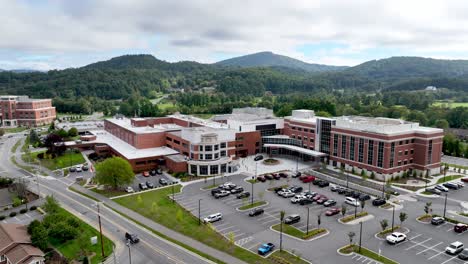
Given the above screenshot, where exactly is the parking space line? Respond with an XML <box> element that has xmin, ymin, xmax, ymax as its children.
<box><xmin>406</xmin><ymin>238</ymin><xmax>432</xmax><ymax>250</ymax></box>
<box><xmin>214</xmin><ymin>222</ymin><xmax>231</xmax><ymax>228</ymax></box>
<box><xmin>440</xmin><ymin>254</ymin><xmax>459</xmax><ymax>264</ymax></box>
<box><xmin>409</xmin><ymin>234</ymin><xmax>422</xmax><ymax>240</ymax></box>
<box><xmin>261</xmin><ymin>218</ymin><xmax>278</xmax><ymax>225</ymax></box>
<box><xmin>446</xmin><ymin>227</ymin><xmax>454</xmax><ymax>232</ymax></box>
<box><xmin>232</xmin><ymin>232</ymin><xmax>245</xmax><ymax>238</ymax></box>
<box><xmin>247</xmin><ymin>243</ymin><xmax>259</xmax><ymax>250</ymax></box>
<box><xmin>416</xmin><ymin>242</ymin><xmax>442</xmax><ymax>255</ymax></box>
<box><xmin>218</xmin><ymin>226</ymin><xmax>237</xmax><ymax>232</ymax></box>
<box><xmin>222</xmin><ymin>229</ymin><xmax>241</xmax><ymax>235</ymax></box>
<box><xmin>435</xmin><ymin>223</ymin><xmax>448</xmax><ymax>228</ymax></box>
<box><xmin>427</xmin><ymin>250</ymin><xmax>445</xmax><ymax>260</ymax></box>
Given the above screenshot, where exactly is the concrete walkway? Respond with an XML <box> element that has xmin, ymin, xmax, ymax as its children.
<box><xmin>71</xmin><ymin>184</ymin><xmax>247</xmax><ymax>264</ymax></box>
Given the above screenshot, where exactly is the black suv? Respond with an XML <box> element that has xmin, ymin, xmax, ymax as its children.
<box><xmin>211</xmin><ymin>188</ymin><xmax>223</xmax><ymax>196</ymax></box>
<box><xmin>249</xmin><ymin>208</ymin><xmax>264</xmax><ymax>217</ymax></box>
<box><xmin>290</xmin><ymin>186</ymin><xmax>303</xmax><ymax>193</ymax></box>
<box><xmin>284</xmin><ymin>215</ymin><xmax>301</xmax><ymax>224</ymax></box>
<box><xmin>237</xmin><ymin>192</ymin><xmax>250</xmax><ymax>199</ymax></box>
<box><xmin>125</xmin><ymin>232</ymin><xmax>140</xmax><ymax>244</ymax></box>
<box><xmin>359</xmin><ymin>194</ymin><xmax>371</xmax><ymax>201</ymax></box>
<box><xmin>299</xmin><ymin>198</ymin><xmax>313</xmax><ymax>205</ymax></box>
<box><xmin>146</xmin><ymin>181</ymin><xmax>155</xmax><ymax>189</ymax></box>
<box><xmin>318</xmin><ymin>181</ymin><xmax>330</xmax><ymax>188</ymax></box>
<box><xmin>372</xmin><ymin>198</ymin><xmax>386</xmax><ymax>206</ymax></box>
<box><xmin>230</xmin><ymin>186</ymin><xmax>244</xmax><ymax>194</ymax></box>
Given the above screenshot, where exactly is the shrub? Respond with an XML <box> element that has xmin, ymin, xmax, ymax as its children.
<box><xmin>20</xmin><ymin>209</ymin><xmax>27</xmax><ymax>214</ymax></box>
<box><xmin>9</xmin><ymin>212</ymin><xmax>17</xmax><ymax>217</ymax></box>
<box><xmin>340</xmin><ymin>211</ymin><xmax>368</xmax><ymax>223</ymax></box>
<box><xmin>12</xmin><ymin>197</ymin><xmax>22</xmax><ymax>207</ymax></box>
<box><xmin>30</xmin><ymin>206</ymin><xmax>37</xmax><ymax>211</ymax></box>
<box><xmin>0</xmin><ymin>215</ymin><xmax>5</xmax><ymax>220</ymax></box>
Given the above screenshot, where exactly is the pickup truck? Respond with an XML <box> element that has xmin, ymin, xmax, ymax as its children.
<box><xmin>258</xmin><ymin>243</ymin><xmax>275</xmax><ymax>255</ymax></box>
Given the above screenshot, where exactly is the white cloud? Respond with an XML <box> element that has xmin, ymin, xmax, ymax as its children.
<box><xmin>2</xmin><ymin>0</ymin><xmax>468</xmax><ymax>69</ymax></box>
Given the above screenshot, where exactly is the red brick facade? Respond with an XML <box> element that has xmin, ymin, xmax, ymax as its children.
<box><xmin>0</xmin><ymin>96</ymin><xmax>56</xmax><ymax>127</ymax></box>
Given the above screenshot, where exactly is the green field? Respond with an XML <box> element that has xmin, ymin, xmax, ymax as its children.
<box><xmin>433</xmin><ymin>101</ymin><xmax>468</xmax><ymax>108</ymax></box>
<box><xmin>23</xmin><ymin>150</ymin><xmax>85</xmax><ymax>170</ymax></box>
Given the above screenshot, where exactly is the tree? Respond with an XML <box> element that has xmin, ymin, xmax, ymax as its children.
<box><xmin>29</xmin><ymin>222</ymin><xmax>48</xmax><ymax>251</ymax></box>
<box><xmin>44</xmin><ymin>133</ymin><xmax>65</xmax><ymax>155</ymax></box>
<box><xmin>348</xmin><ymin>231</ymin><xmax>356</xmax><ymax>245</ymax></box>
<box><xmin>49</xmin><ymin>122</ymin><xmax>55</xmax><ymax>132</ymax></box>
<box><xmin>341</xmin><ymin>204</ymin><xmax>347</xmax><ymax>217</ymax></box>
<box><xmin>399</xmin><ymin>212</ymin><xmax>408</xmax><ymax>227</ymax></box>
<box><xmin>228</xmin><ymin>231</ymin><xmax>235</xmax><ymax>245</ymax></box>
<box><xmin>380</xmin><ymin>219</ymin><xmax>389</xmax><ymax>231</ymax></box>
<box><xmin>0</xmin><ymin>128</ymin><xmax>4</xmax><ymax>137</ymax></box>
<box><xmin>360</xmin><ymin>169</ymin><xmax>366</xmax><ymax>177</ymax></box>
<box><xmin>43</xmin><ymin>195</ymin><xmax>59</xmax><ymax>213</ymax></box>
<box><xmin>68</xmin><ymin>127</ymin><xmax>78</xmax><ymax>137</ymax></box>
<box><xmin>57</xmin><ymin>129</ymin><xmax>68</xmax><ymax>138</ymax></box>
<box><xmin>95</xmin><ymin>157</ymin><xmax>134</xmax><ymax>189</ymax></box>
<box><xmin>435</xmin><ymin>119</ymin><xmax>449</xmax><ymax>129</ymax></box>
<box><xmin>29</xmin><ymin>129</ymin><xmax>41</xmax><ymax>146</ymax></box>
<box><xmin>424</xmin><ymin>202</ymin><xmax>432</xmax><ymax>215</ymax></box>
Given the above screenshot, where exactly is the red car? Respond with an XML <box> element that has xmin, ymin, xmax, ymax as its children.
<box><xmin>302</xmin><ymin>176</ymin><xmax>316</xmax><ymax>183</ymax></box>
<box><xmin>313</xmin><ymin>194</ymin><xmax>324</xmax><ymax>202</ymax></box>
<box><xmin>461</xmin><ymin>178</ymin><xmax>468</xmax><ymax>183</ymax></box>
<box><xmin>325</xmin><ymin>207</ymin><xmax>341</xmax><ymax>216</ymax></box>
<box><xmin>257</xmin><ymin>176</ymin><xmax>266</xmax><ymax>182</ymax></box>
<box><xmin>299</xmin><ymin>175</ymin><xmax>309</xmax><ymax>181</ymax></box>
<box><xmin>142</xmin><ymin>171</ymin><xmax>150</xmax><ymax>177</ymax></box>
<box><xmin>272</xmin><ymin>174</ymin><xmax>281</xmax><ymax>180</ymax></box>
<box><xmin>316</xmin><ymin>197</ymin><xmax>328</xmax><ymax>204</ymax></box>
<box><xmin>279</xmin><ymin>172</ymin><xmax>288</xmax><ymax>178</ymax></box>
<box><xmin>454</xmin><ymin>223</ymin><xmax>468</xmax><ymax>233</ymax></box>
<box><xmin>264</xmin><ymin>174</ymin><xmax>274</xmax><ymax>180</ymax></box>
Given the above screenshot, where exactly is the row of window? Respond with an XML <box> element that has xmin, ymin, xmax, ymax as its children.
<box><xmin>398</xmin><ymin>149</ymin><xmax>414</xmax><ymax>156</ymax></box>
<box><xmin>399</xmin><ymin>139</ymin><xmax>415</xmax><ymax>145</ymax></box>
<box><xmin>290</xmin><ymin>134</ymin><xmax>314</xmax><ymax>143</ymax></box>
<box><xmin>190</xmin><ymin>164</ymin><xmax>227</xmax><ymax>175</ymax></box>
<box><xmin>290</xmin><ymin>126</ymin><xmax>315</xmax><ymax>134</ymax></box>
<box><xmin>197</xmin><ymin>150</ymin><xmax>227</xmax><ymax>160</ymax></box>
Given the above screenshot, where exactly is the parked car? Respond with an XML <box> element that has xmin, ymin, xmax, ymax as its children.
<box><xmin>446</xmin><ymin>241</ymin><xmax>464</xmax><ymax>255</ymax></box>
<box><xmin>299</xmin><ymin>198</ymin><xmax>314</xmax><ymax>205</ymax></box>
<box><xmin>146</xmin><ymin>181</ymin><xmax>154</xmax><ymax>189</ymax></box>
<box><xmin>282</xmin><ymin>191</ymin><xmax>295</xmax><ymax>198</ymax></box>
<box><xmin>211</xmin><ymin>187</ymin><xmax>223</xmax><ymax>196</ymax></box>
<box><xmin>156</xmin><ymin>168</ymin><xmax>163</xmax><ymax>174</ymax></box>
<box><xmin>461</xmin><ymin>178</ymin><xmax>468</xmax><ymax>183</ymax></box>
<box><xmin>316</xmin><ymin>197</ymin><xmax>328</xmax><ymax>204</ymax></box>
<box><xmin>323</xmin><ymin>199</ymin><xmax>336</xmax><ymax>207</ymax></box>
<box><xmin>302</xmin><ymin>176</ymin><xmax>316</xmax><ymax>183</ymax></box>
<box><xmin>264</xmin><ymin>174</ymin><xmax>274</xmax><ymax>180</ymax></box>
<box><xmin>284</xmin><ymin>214</ymin><xmax>301</xmax><ymax>224</ymax></box>
<box><xmin>455</xmin><ymin>182</ymin><xmax>465</xmax><ymax>188</ymax></box>
<box><xmin>330</xmin><ymin>185</ymin><xmax>340</xmax><ymax>192</ymax></box>
<box><xmin>290</xmin><ymin>186</ymin><xmax>303</xmax><ymax>193</ymax></box>
<box><xmin>249</xmin><ymin>208</ymin><xmax>264</xmax><ymax>217</ymax></box>
<box><xmin>372</xmin><ymin>198</ymin><xmax>386</xmax><ymax>206</ymax></box>
<box><xmin>150</xmin><ymin>170</ymin><xmax>157</xmax><ymax>176</ymax></box>
<box><xmin>359</xmin><ymin>194</ymin><xmax>371</xmax><ymax>201</ymax></box>
<box><xmin>82</xmin><ymin>165</ymin><xmax>89</xmax><ymax>171</ymax></box>
<box><xmin>272</xmin><ymin>173</ymin><xmax>281</xmax><ymax>180</ymax></box>
<box><xmin>351</xmin><ymin>191</ymin><xmax>362</xmax><ymax>199</ymax></box>
<box><xmin>337</xmin><ymin>188</ymin><xmax>347</xmax><ymax>194</ymax></box>
<box><xmin>159</xmin><ymin>178</ymin><xmax>168</xmax><ymax>186</ymax></box>
<box><xmin>75</xmin><ymin>165</ymin><xmax>83</xmax><ymax>172</ymax></box>
<box><xmin>386</xmin><ymin>232</ymin><xmax>407</xmax><ymax>244</ymax></box>
<box><xmin>125</xmin><ymin>232</ymin><xmax>140</xmax><ymax>244</ymax></box>
<box><xmin>230</xmin><ymin>186</ymin><xmax>244</xmax><ymax>194</ymax></box>
<box><xmin>435</xmin><ymin>185</ymin><xmax>449</xmax><ymax>192</ymax></box>
<box><xmin>292</xmin><ymin>171</ymin><xmax>301</xmax><ymax>178</ymax></box>
<box><xmin>313</xmin><ymin>194</ymin><xmax>324</xmax><ymax>202</ymax></box>
<box><xmin>125</xmin><ymin>186</ymin><xmax>134</xmax><ymax>193</ymax></box>
<box><xmin>277</xmin><ymin>188</ymin><xmax>289</xmax><ymax>196</ymax></box>
<box><xmin>290</xmin><ymin>195</ymin><xmax>306</xmax><ymax>204</ymax></box>
<box><xmin>325</xmin><ymin>207</ymin><xmax>341</xmax><ymax>216</ymax></box>
<box><xmin>258</xmin><ymin>243</ymin><xmax>275</xmax><ymax>255</ymax></box>
<box><xmin>237</xmin><ymin>192</ymin><xmax>250</xmax><ymax>199</ymax></box>
<box><xmin>318</xmin><ymin>181</ymin><xmax>330</xmax><ymax>188</ymax></box>
<box><xmin>345</xmin><ymin>197</ymin><xmax>360</xmax><ymax>207</ymax></box>
<box><xmin>138</xmin><ymin>182</ymin><xmax>147</xmax><ymax>190</ymax></box>
<box><xmin>254</xmin><ymin>155</ymin><xmax>264</xmax><ymax>161</ymax></box>
<box><xmin>431</xmin><ymin>216</ymin><xmax>445</xmax><ymax>225</ymax></box>
<box><xmin>458</xmin><ymin>248</ymin><xmax>468</xmax><ymax>260</ymax></box>
<box><xmin>454</xmin><ymin>223</ymin><xmax>468</xmax><ymax>233</ymax></box>
<box><xmin>279</xmin><ymin>172</ymin><xmax>288</xmax><ymax>178</ymax></box>
<box><xmin>344</xmin><ymin>189</ymin><xmax>354</xmax><ymax>196</ymax></box>
<box><xmin>203</xmin><ymin>213</ymin><xmax>222</xmax><ymax>223</ymax></box>
<box><xmin>257</xmin><ymin>175</ymin><xmax>266</xmax><ymax>182</ymax></box>
<box><xmin>69</xmin><ymin>166</ymin><xmax>76</xmax><ymax>172</ymax></box>
<box><xmin>312</xmin><ymin>179</ymin><xmax>321</xmax><ymax>185</ymax></box>
<box><xmin>214</xmin><ymin>190</ymin><xmax>230</xmax><ymax>199</ymax></box>
<box><xmin>273</xmin><ymin>187</ymin><xmax>284</xmax><ymax>193</ymax></box>
<box><xmin>142</xmin><ymin>171</ymin><xmax>150</xmax><ymax>177</ymax></box>
<box><xmin>222</xmin><ymin>182</ymin><xmax>236</xmax><ymax>190</ymax></box>
<box><xmin>427</xmin><ymin>187</ymin><xmax>442</xmax><ymax>195</ymax></box>
<box><xmin>443</xmin><ymin>182</ymin><xmax>460</xmax><ymax>190</ymax></box>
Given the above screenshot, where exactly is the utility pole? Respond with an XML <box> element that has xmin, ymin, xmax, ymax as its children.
<box><xmin>97</xmin><ymin>203</ymin><xmax>105</xmax><ymax>258</ymax></box>
<box><xmin>443</xmin><ymin>192</ymin><xmax>448</xmax><ymax>218</ymax></box>
<box><xmin>391</xmin><ymin>205</ymin><xmax>395</xmax><ymax>231</ymax></box>
<box><xmin>306</xmin><ymin>207</ymin><xmax>310</xmax><ymax>235</ymax></box>
<box><xmin>198</xmin><ymin>199</ymin><xmax>202</xmax><ymax>225</ymax></box>
<box><xmin>359</xmin><ymin>221</ymin><xmax>363</xmax><ymax>253</ymax></box>
<box><xmin>251</xmin><ymin>176</ymin><xmax>254</xmax><ymax>206</ymax></box>
<box><xmin>126</xmin><ymin>241</ymin><xmax>132</xmax><ymax>264</ymax></box>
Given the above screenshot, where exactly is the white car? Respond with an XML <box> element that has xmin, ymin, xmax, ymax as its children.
<box><xmin>345</xmin><ymin>197</ymin><xmax>361</xmax><ymax>207</ymax></box>
<box><xmin>386</xmin><ymin>232</ymin><xmax>407</xmax><ymax>244</ymax></box>
<box><xmin>125</xmin><ymin>186</ymin><xmax>134</xmax><ymax>193</ymax></box>
<box><xmin>445</xmin><ymin>241</ymin><xmax>464</xmax><ymax>255</ymax></box>
<box><xmin>203</xmin><ymin>213</ymin><xmax>222</xmax><ymax>223</ymax></box>
<box><xmin>290</xmin><ymin>195</ymin><xmax>306</xmax><ymax>204</ymax></box>
<box><xmin>435</xmin><ymin>184</ymin><xmax>449</xmax><ymax>192</ymax></box>
<box><xmin>456</xmin><ymin>182</ymin><xmax>465</xmax><ymax>188</ymax></box>
<box><xmin>214</xmin><ymin>190</ymin><xmax>230</xmax><ymax>198</ymax></box>
<box><xmin>75</xmin><ymin>165</ymin><xmax>83</xmax><ymax>172</ymax></box>
<box><xmin>282</xmin><ymin>191</ymin><xmax>295</xmax><ymax>198</ymax></box>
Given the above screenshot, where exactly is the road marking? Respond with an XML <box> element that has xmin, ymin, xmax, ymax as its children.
<box><xmin>235</xmin><ymin>236</ymin><xmax>253</xmax><ymax>246</ymax></box>
<box><xmin>214</xmin><ymin>222</ymin><xmax>231</xmax><ymax>228</ymax></box>
<box><xmin>440</xmin><ymin>254</ymin><xmax>459</xmax><ymax>264</ymax></box>
<box><xmin>217</xmin><ymin>225</ymin><xmax>236</xmax><ymax>232</ymax></box>
<box><xmin>409</xmin><ymin>234</ymin><xmax>422</xmax><ymax>240</ymax></box>
<box><xmin>435</xmin><ymin>223</ymin><xmax>447</xmax><ymax>228</ymax></box>
<box><xmin>222</xmin><ymin>229</ymin><xmax>241</xmax><ymax>235</ymax></box>
<box><xmin>416</xmin><ymin>242</ymin><xmax>442</xmax><ymax>255</ymax></box>
<box><xmin>232</xmin><ymin>232</ymin><xmax>245</xmax><ymax>238</ymax></box>
<box><xmin>446</xmin><ymin>227</ymin><xmax>454</xmax><ymax>232</ymax></box>
<box><xmin>406</xmin><ymin>238</ymin><xmax>432</xmax><ymax>250</ymax></box>
<box><xmin>247</xmin><ymin>243</ymin><xmax>258</xmax><ymax>250</ymax></box>
<box><xmin>24</xmin><ymin>213</ymin><xmax>31</xmax><ymax>218</ymax></box>
<box><xmin>427</xmin><ymin>250</ymin><xmax>445</xmax><ymax>260</ymax></box>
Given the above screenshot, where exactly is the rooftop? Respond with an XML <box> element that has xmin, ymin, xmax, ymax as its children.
<box><xmin>106</xmin><ymin>117</ymin><xmax>182</xmax><ymax>134</ymax></box>
<box><xmin>0</xmin><ymin>95</ymin><xmax>50</xmax><ymax>102</ymax></box>
<box><xmin>169</xmin><ymin>113</ymin><xmax>228</xmax><ymax>129</ymax></box>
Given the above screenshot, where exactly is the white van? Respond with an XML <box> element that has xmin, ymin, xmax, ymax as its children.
<box><xmin>203</xmin><ymin>213</ymin><xmax>223</xmax><ymax>223</ymax></box>
<box><xmin>345</xmin><ymin>197</ymin><xmax>360</xmax><ymax>207</ymax></box>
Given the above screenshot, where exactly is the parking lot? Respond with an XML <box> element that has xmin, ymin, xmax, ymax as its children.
<box><xmin>129</xmin><ymin>172</ymin><xmax>175</xmax><ymax>193</ymax></box>
<box><xmin>1</xmin><ymin>210</ymin><xmax>43</xmax><ymax>225</ymax></box>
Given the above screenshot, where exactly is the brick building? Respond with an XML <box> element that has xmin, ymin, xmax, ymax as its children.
<box><xmin>0</xmin><ymin>96</ymin><xmax>56</xmax><ymax>127</ymax></box>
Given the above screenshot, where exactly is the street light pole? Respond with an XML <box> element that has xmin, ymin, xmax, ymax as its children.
<box><xmin>443</xmin><ymin>192</ymin><xmax>448</xmax><ymax>218</ymax></box>
<box><xmin>172</xmin><ymin>184</ymin><xmax>175</xmax><ymax>203</ymax></box>
<box><xmin>198</xmin><ymin>199</ymin><xmax>202</xmax><ymax>225</ymax></box>
<box><xmin>97</xmin><ymin>203</ymin><xmax>105</xmax><ymax>258</ymax></box>
<box><xmin>391</xmin><ymin>206</ymin><xmax>395</xmax><ymax>231</ymax></box>
<box><xmin>306</xmin><ymin>207</ymin><xmax>310</xmax><ymax>235</ymax></box>
<box><xmin>359</xmin><ymin>221</ymin><xmax>363</xmax><ymax>253</ymax></box>
<box><xmin>126</xmin><ymin>241</ymin><xmax>132</xmax><ymax>264</ymax></box>
<box><xmin>251</xmin><ymin>176</ymin><xmax>254</xmax><ymax>206</ymax></box>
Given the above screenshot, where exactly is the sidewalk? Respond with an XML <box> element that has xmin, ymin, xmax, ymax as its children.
<box><xmin>71</xmin><ymin>184</ymin><xmax>247</xmax><ymax>264</ymax></box>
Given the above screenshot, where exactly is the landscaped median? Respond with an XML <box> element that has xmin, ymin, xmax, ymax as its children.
<box><xmin>339</xmin><ymin>211</ymin><xmax>369</xmax><ymax>223</ymax></box>
<box><xmin>267</xmin><ymin>185</ymin><xmax>289</xmax><ymax>191</ymax></box>
<box><xmin>436</xmin><ymin>175</ymin><xmax>463</xmax><ymax>184</ymax></box>
<box><xmin>271</xmin><ymin>224</ymin><xmax>327</xmax><ymax>240</ymax></box>
<box><xmin>379</xmin><ymin>203</ymin><xmax>394</xmax><ymax>209</ymax></box>
<box><xmin>238</xmin><ymin>201</ymin><xmax>267</xmax><ymax>210</ymax></box>
<box><xmin>270</xmin><ymin>250</ymin><xmax>310</xmax><ymax>264</ymax></box>
<box><xmin>375</xmin><ymin>226</ymin><xmax>409</xmax><ymax>240</ymax></box>
<box><xmin>416</xmin><ymin>214</ymin><xmax>432</xmax><ymax>223</ymax></box>
<box><xmin>338</xmin><ymin>244</ymin><xmax>398</xmax><ymax>264</ymax></box>
<box><xmin>113</xmin><ymin>185</ymin><xmax>283</xmax><ymax>264</ymax></box>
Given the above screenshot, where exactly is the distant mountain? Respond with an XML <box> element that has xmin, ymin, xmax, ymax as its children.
<box><xmin>0</xmin><ymin>69</ymin><xmax>41</xmax><ymax>73</ymax></box>
<box><xmin>215</xmin><ymin>51</ymin><xmax>347</xmax><ymax>72</ymax></box>
<box><xmin>346</xmin><ymin>56</ymin><xmax>468</xmax><ymax>80</ymax></box>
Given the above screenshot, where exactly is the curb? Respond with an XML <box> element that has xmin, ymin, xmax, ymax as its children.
<box><xmin>336</xmin><ymin>245</ymin><xmax>353</xmax><ymax>256</ymax></box>
<box><xmin>415</xmin><ymin>216</ymin><xmax>431</xmax><ymax>224</ymax></box>
<box><xmin>374</xmin><ymin>226</ymin><xmax>410</xmax><ymax>241</ymax></box>
<box><xmin>236</xmin><ymin>201</ymin><xmax>269</xmax><ymax>212</ymax></box>
<box><xmin>338</xmin><ymin>214</ymin><xmax>374</xmax><ymax>225</ymax></box>
<box><xmin>268</xmin><ymin>226</ymin><xmax>329</xmax><ymax>242</ymax></box>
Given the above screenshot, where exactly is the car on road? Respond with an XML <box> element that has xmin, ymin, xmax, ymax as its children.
<box><xmin>257</xmin><ymin>175</ymin><xmax>266</xmax><ymax>182</ymax></box>
<box><xmin>237</xmin><ymin>192</ymin><xmax>250</xmax><ymax>199</ymax></box>
<box><xmin>203</xmin><ymin>213</ymin><xmax>222</xmax><ymax>223</ymax></box>
<box><xmin>372</xmin><ymin>198</ymin><xmax>386</xmax><ymax>206</ymax></box>
<box><xmin>146</xmin><ymin>181</ymin><xmax>154</xmax><ymax>189</ymax></box>
<box><xmin>426</xmin><ymin>187</ymin><xmax>442</xmax><ymax>195</ymax></box>
<box><xmin>142</xmin><ymin>171</ymin><xmax>150</xmax><ymax>177</ymax></box>
<box><xmin>386</xmin><ymin>232</ymin><xmax>407</xmax><ymax>244</ymax></box>
<box><xmin>125</xmin><ymin>232</ymin><xmax>139</xmax><ymax>244</ymax></box>
<box><xmin>291</xmin><ymin>195</ymin><xmax>306</xmax><ymax>204</ymax></box>
<box><xmin>159</xmin><ymin>178</ymin><xmax>168</xmax><ymax>186</ymax></box>
<box><xmin>458</xmin><ymin>248</ymin><xmax>468</xmax><ymax>260</ymax></box>
<box><xmin>345</xmin><ymin>197</ymin><xmax>360</xmax><ymax>207</ymax></box>
<box><xmin>323</xmin><ymin>199</ymin><xmax>336</xmax><ymax>207</ymax></box>
<box><xmin>299</xmin><ymin>198</ymin><xmax>314</xmax><ymax>205</ymax></box>
<box><xmin>435</xmin><ymin>184</ymin><xmax>449</xmax><ymax>192</ymax></box>
<box><xmin>249</xmin><ymin>208</ymin><xmax>264</xmax><ymax>217</ymax></box>
<box><xmin>284</xmin><ymin>214</ymin><xmax>301</xmax><ymax>224</ymax></box>
<box><xmin>431</xmin><ymin>216</ymin><xmax>445</xmax><ymax>225</ymax></box>
<box><xmin>139</xmin><ymin>183</ymin><xmax>147</xmax><ymax>190</ymax></box>
<box><xmin>230</xmin><ymin>186</ymin><xmax>244</xmax><ymax>194</ymax></box>
<box><xmin>325</xmin><ymin>207</ymin><xmax>341</xmax><ymax>216</ymax></box>
<box><xmin>125</xmin><ymin>186</ymin><xmax>134</xmax><ymax>193</ymax></box>
<box><xmin>214</xmin><ymin>190</ymin><xmax>230</xmax><ymax>198</ymax></box>
<box><xmin>443</xmin><ymin>182</ymin><xmax>460</xmax><ymax>190</ymax></box>
<box><xmin>454</xmin><ymin>223</ymin><xmax>468</xmax><ymax>233</ymax></box>
<box><xmin>264</xmin><ymin>174</ymin><xmax>274</xmax><ymax>180</ymax></box>
<box><xmin>258</xmin><ymin>243</ymin><xmax>275</xmax><ymax>255</ymax></box>
<box><xmin>302</xmin><ymin>176</ymin><xmax>316</xmax><ymax>183</ymax></box>
<box><xmin>446</xmin><ymin>241</ymin><xmax>464</xmax><ymax>255</ymax></box>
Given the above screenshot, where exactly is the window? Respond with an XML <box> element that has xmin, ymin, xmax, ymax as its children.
<box><xmin>404</xmin><ymin>160</ymin><xmax>408</xmax><ymax>165</ymax></box>
<box><xmin>200</xmin><ymin>165</ymin><xmax>208</xmax><ymax>175</ymax></box>
<box><xmin>190</xmin><ymin>165</ymin><xmax>197</xmax><ymax>174</ymax></box>
<box><xmin>292</xmin><ymin>126</ymin><xmax>296</xmax><ymax>130</ymax></box>
<box><xmin>397</xmin><ymin>161</ymin><xmax>402</xmax><ymax>166</ymax></box>
<box><xmin>215</xmin><ymin>153</ymin><xmax>219</xmax><ymax>159</ymax></box>
<box><xmin>166</xmin><ymin>137</ymin><xmax>172</xmax><ymax>141</ymax></box>
<box><xmin>291</xmin><ymin>135</ymin><xmax>295</xmax><ymax>139</ymax></box>
<box><xmin>236</xmin><ymin>137</ymin><xmax>244</xmax><ymax>141</ymax></box>
<box><xmin>405</xmin><ymin>140</ymin><xmax>409</xmax><ymax>144</ymax></box>
<box><xmin>220</xmin><ymin>142</ymin><xmax>226</xmax><ymax>148</ymax></box>
<box><xmin>199</xmin><ymin>154</ymin><xmax>204</xmax><ymax>160</ymax></box>
<box><xmin>304</xmin><ymin>129</ymin><xmax>309</xmax><ymax>133</ymax></box>
<box><xmin>410</xmin><ymin>149</ymin><xmax>414</xmax><ymax>154</ymax></box>
<box><xmin>367</xmin><ymin>140</ymin><xmax>374</xmax><ymax>165</ymax></box>
<box><xmin>199</xmin><ymin>145</ymin><xmax>203</xmax><ymax>151</ymax></box>
<box><xmin>205</xmin><ymin>154</ymin><xmax>213</xmax><ymax>160</ymax></box>
<box><xmin>298</xmin><ymin>127</ymin><xmax>302</xmax><ymax>131</ymax></box>
<box><xmin>350</xmin><ymin>137</ymin><xmax>355</xmax><ymax>161</ymax></box>
<box><xmin>428</xmin><ymin>140</ymin><xmax>433</xmax><ymax>164</ymax></box>
<box><xmin>399</xmin><ymin>141</ymin><xmax>403</xmax><ymax>145</ymax></box>
<box><xmin>358</xmin><ymin>138</ymin><xmax>364</xmax><ymax>162</ymax></box>
<box><xmin>377</xmin><ymin>142</ymin><xmax>384</xmax><ymax>168</ymax></box>
<box><xmin>341</xmin><ymin>135</ymin><xmax>347</xmax><ymax>158</ymax></box>
<box><xmin>310</xmin><ymin>138</ymin><xmax>314</xmax><ymax>143</ymax></box>
<box><xmin>411</xmin><ymin>139</ymin><xmax>415</xmax><ymax>143</ymax></box>
<box><xmin>220</xmin><ymin>150</ymin><xmax>226</xmax><ymax>157</ymax></box>
<box><xmin>205</xmin><ymin>145</ymin><xmax>213</xmax><ymax>151</ymax></box>
<box><xmin>404</xmin><ymin>150</ymin><xmax>408</xmax><ymax>155</ymax></box>
<box><xmin>210</xmin><ymin>165</ymin><xmax>219</xmax><ymax>175</ymax></box>
<box><xmin>214</xmin><ymin>145</ymin><xmax>219</xmax><ymax>151</ymax></box>
<box><xmin>409</xmin><ymin>159</ymin><xmax>413</xmax><ymax>163</ymax></box>
<box><xmin>190</xmin><ymin>153</ymin><xmax>194</xmax><ymax>159</ymax></box>
<box><xmin>333</xmin><ymin>134</ymin><xmax>339</xmax><ymax>156</ymax></box>
<box><xmin>390</xmin><ymin>142</ymin><xmax>395</xmax><ymax>167</ymax></box>
<box><xmin>173</xmin><ymin>140</ymin><xmax>180</xmax><ymax>145</ymax></box>
<box><xmin>398</xmin><ymin>151</ymin><xmax>402</xmax><ymax>156</ymax></box>
<box><xmin>255</xmin><ymin>142</ymin><xmax>260</xmax><ymax>146</ymax></box>
<box><xmin>221</xmin><ymin>164</ymin><xmax>227</xmax><ymax>173</ymax></box>
<box><xmin>297</xmin><ymin>136</ymin><xmax>302</xmax><ymax>140</ymax></box>
<box><xmin>311</xmin><ymin>129</ymin><xmax>315</xmax><ymax>134</ymax></box>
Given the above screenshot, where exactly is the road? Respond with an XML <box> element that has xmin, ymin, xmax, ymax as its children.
<box><xmin>1</xmin><ymin>134</ymin><xmax>215</xmax><ymax>264</ymax></box>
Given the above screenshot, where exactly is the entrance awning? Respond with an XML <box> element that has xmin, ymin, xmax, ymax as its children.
<box><xmin>263</xmin><ymin>144</ymin><xmax>327</xmax><ymax>157</ymax></box>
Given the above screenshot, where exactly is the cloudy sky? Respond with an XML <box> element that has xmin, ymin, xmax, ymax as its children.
<box><xmin>2</xmin><ymin>0</ymin><xmax>468</xmax><ymax>70</ymax></box>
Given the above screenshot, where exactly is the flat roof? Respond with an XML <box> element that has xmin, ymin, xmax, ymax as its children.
<box><xmin>106</xmin><ymin>117</ymin><xmax>182</xmax><ymax>134</ymax></box>
<box><xmin>66</xmin><ymin>130</ymin><xmax>178</xmax><ymax>159</ymax></box>
<box><xmin>263</xmin><ymin>143</ymin><xmax>327</xmax><ymax>157</ymax></box>
<box><xmin>169</xmin><ymin>113</ymin><xmax>229</xmax><ymax>129</ymax></box>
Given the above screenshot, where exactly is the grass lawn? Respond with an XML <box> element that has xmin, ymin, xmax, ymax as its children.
<box><xmin>90</xmin><ymin>187</ymin><xmax>128</xmax><ymax>198</ymax></box>
<box><xmin>238</xmin><ymin>201</ymin><xmax>267</xmax><ymax>210</ymax></box>
<box><xmin>246</xmin><ymin>179</ymin><xmax>258</xmax><ymax>184</ymax></box>
<box><xmin>340</xmin><ymin>211</ymin><xmax>369</xmax><ymax>223</ymax></box>
<box><xmin>339</xmin><ymin>245</ymin><xmax>398</xmax><ymax>264</ymax></box>
<box><xmin>24</xmin><ymin>151</ymin><xmax>85</xmax><ymax>170</ymax></box>
<box><xmin>436</xmin><ymin>175</ymin><xmax>463</xmax><ymax>184</ymax></box>
<box><xmin>5</xmin><ymin>127</ymin><xmax>29</xmax><ymax>133</ymax></box>
<box><xmin>271</xmin><ymin>224</ymin><xmax>326</xmax><ymax>240</ymax></box>
<box><xmin>114</xmin><ymin>185</ymin><xmax>276</xmax><ymax>264</ymax></box>
<box><xmin>157</xmin><ymin>101</ymin><xmax>176</xmax><ymax>110</ymax></box>
<box><xmin>52</xmin><ymin>208</ymin><xmax>113</xmax><ymax>264</ymax></box>
<box><xmin>11</xmin><ymin>139</ymin><xmax>22</xmax><ymax>153</ymax></box>
<box><xmin>433</xmin><ymin>101</ymin><xmax>468</xmax><ymax>108</ymax></box>
<box><xmin>270</xmin><ymin>250</ymin><xmax>310</xmax><ymax>264</ymax></box>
